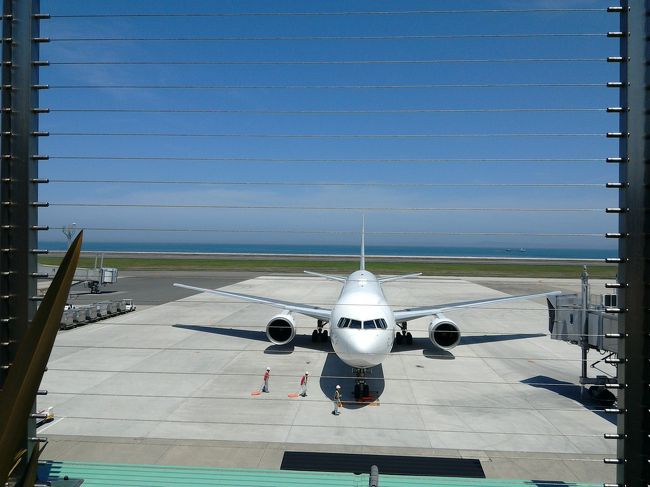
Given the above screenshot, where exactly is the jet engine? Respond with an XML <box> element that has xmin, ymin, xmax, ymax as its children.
<box><xmin>266</xmin><ymin>311</ymin><xmax>296</xmax><ymax>345</ymax></box>
<box><xmin>428</xmin><ymin>314</ymin><xmax>461</xmax><ymax>350</ymax></box>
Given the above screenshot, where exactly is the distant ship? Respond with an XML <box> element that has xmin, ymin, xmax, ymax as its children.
<box><xmin>519</xmin><ymin>248</ymin><xmax>526</xmax><ymax>252</ymax></box>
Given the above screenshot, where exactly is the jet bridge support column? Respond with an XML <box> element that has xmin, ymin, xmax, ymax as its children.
<box><xmin>579</xmin><ymin>266</ymin><xmax>590</xmax><ymax>397</ymax></box>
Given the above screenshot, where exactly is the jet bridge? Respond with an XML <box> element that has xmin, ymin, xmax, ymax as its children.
<box><xmin>547</xmin><ymin>266</ymin><xmax>619</xmax><ymax>403</ymax></box>
<box><xmin>38</xmin><ymin>256</ymin><xmax>118</xmax><ymax>294</ymax></box>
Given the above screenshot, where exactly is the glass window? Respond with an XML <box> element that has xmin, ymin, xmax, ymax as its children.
<box><xmin>363</xmin><ymin>320</ymin><xmax>376</xmax><ymax>329</ymax></box>
<box><xmin>337</xmin><ymin>318</ymin><xmax>350</xmax><ymax>328</ymax></box>
<box><xmin>349</xmin><ymin>319</ymin><xmax>362</xmax><ymax>329</ymax></box>
<box><xmin>376</xmin><ymin>319</ymin><xmax>387</xmax><ymax>329</ymax></box>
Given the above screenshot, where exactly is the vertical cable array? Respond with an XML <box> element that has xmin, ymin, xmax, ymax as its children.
<box><xmin>0</xmin><ymin>0</ymin><xmax>49</xmax><ymax>476</ymax></box>
<box><xmin>25</xmin><ymin>2</ymin><xmax>630</xmax><ymax>485</ymax></box>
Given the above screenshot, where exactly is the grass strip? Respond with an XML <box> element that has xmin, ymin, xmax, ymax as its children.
<box><xmin>39</xmin><ymin>256</ymin><xmax>615</xmax><ymax>279</ymax></box>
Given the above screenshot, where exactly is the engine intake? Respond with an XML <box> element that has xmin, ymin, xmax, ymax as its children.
<box><xmin>428</xmin><ymin>315</ymin><xmax>461</xmax><ymax>350</ymax></box>
<box><xmin>266</xmin><ymin>311</ymin><xmax>296</xmax><ymax>345</ymax></box>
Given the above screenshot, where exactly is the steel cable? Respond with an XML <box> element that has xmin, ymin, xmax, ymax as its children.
<box><xmin>36</xmin><ymin>410</ymin><xmax>612</xmax><ymax>438</ymax></box>
<box><xmin>48</xmin><ymin>203</ymin><xmax>604</xmax><ymax>212</ymax></box>
<box><xmin>47</xmin><ymin>108</ymin><xmax>607</xmax><ymax>114</ymax></box>
<box><xmin>50</xmin><ymin>33</ymin><xmax>607</xmax><ymax>42</ymax></box>
<box><xmin>48</xmin><ymin>58</ymin><xmax>603</xmax><ymax>66</ymax></box>
<box><xmin>47</xmin><ymin>179</ymin><xmax>605</xmax><ymax>188</ymax></box>
<box><xmin>46</xmin><ymin>156</ymin><xmax>605</xmax><ymax>163</ymax></box>
<box><xmin>45</xmin><ymin>131</ymin><xmax>604</xmax><ymax>138</ymax></box>
<box><xmin>48</xmin><ymin>9</ymin><xmax>606</xmax><ymax>19</ymax></box>
<box><xmin>43</xmin><ymin>345</ymin><xmax>611</xmax><ymax>364</ymax></box>
<box><xmin>44</xmin><ymin>227</ymin><xmax>607</xmax><ymax>237</ymax></box>
<box><xmin>42</xmin><ymin>371</ymin><xmax>607</xmax><ymax>398</ymax></box>
<box><xmin>47</xmin><ymin>83</ymin><xmax>605</xmax><ymax>90</ymax></box>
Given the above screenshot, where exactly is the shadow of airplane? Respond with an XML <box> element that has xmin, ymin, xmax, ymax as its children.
<box><xmin>174</xmin><ymin>324</ymin><xmax>549</xmax><ymax>404</ymax></box>
<box><xmin>521</xmin><ymin>375</ymin><xmax>616</xmax><ymax>425</ymax></box>
<box><xmin>460</xmin><ymin>333</ymin><xmax>546</xmax><ymax>346</ymax></box>
<box><xmin>174</xmin><ymin>323</ymin><xmax>333</xmax><ymax>354</ymax></box>
<box><xmin>320</xmin><ymin>352</ymin><xmax>384</xmax><ymax>410</ymax></box>
<box><xmin>174</xmin><ymin>323</ymin><xmax>379</xmax><ymax>405</ymax></box>
<box><xmin>390</xmin><ymin>333</ymin><xmax>545</xmax><ymax>360</ymax></box>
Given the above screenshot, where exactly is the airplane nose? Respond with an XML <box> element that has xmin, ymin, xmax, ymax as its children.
<box><xmin>335</xmin><ymin>332</ymin><xmax>389</xmax><ymax>368</ymax></box>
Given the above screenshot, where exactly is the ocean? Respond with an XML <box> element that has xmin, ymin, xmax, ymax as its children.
<box><xmin>41</xmin><ymin>241</ymin><xmax>615</xmax><ymax>260</ymax></box>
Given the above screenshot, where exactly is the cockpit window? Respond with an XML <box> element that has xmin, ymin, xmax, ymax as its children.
<box><xmin>363</xmin><ymin>320</ymin><xmax>376</xmax><ymax>329</ymax></box>
<box><xmin>339</xmin><ymin>317</ymin><xmax>387</xmax><ymax>329</ymax></box>
<box><xmin>348</xmin><ymin>319</ymin><xmax>362</xmax><ymax>329</ymax></box>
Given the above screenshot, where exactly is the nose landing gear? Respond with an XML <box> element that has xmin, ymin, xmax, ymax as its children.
<box><xmin>311</xmin><ymin>319</ymin><xmax>329</xmax><ymax>342</ymax></box>
<box><xmin>394</xmin><ymin>322</ymin><xmax>413</xmax><ymax>346</ymax></box>
<box><xmin>353</xmin><ymin>367</ymin><xmax>371</xmax><ymax>400</ymax></box>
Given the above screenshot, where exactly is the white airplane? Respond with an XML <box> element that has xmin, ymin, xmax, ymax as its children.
<box><xmin>174</xmin><ymin>227</ymin><xmax>559</xmax><ymax>399</ymax></box>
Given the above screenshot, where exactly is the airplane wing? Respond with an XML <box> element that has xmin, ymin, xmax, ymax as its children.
<box><xmin>393</xmin><ymin>291</ymin><xmax>561</xmax><ymax>322</ymax></box>
<box><xmin>303</xmin><ymin>270</ymin><xmax>347</xmax><ymax>283</ymax></box>
<box><xmin>173</xmin><ymin>283</ymin><xmax>332</xmax><ymax>321</ymax></box>
<box><xmin>378</xmin><ymin>272</ymin><xmax>422</xmax><ymax>284</ymax></box>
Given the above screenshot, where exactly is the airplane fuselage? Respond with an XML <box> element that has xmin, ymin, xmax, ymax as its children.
<box><xmin>329</xmin><ymin>270</ymin><xmax>396</xmax><ymax>369</ymax></box>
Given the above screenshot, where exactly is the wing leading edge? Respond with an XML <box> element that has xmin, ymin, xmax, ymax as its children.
<box><xmin>378</xmin><ymin>272</ymin><xmax>422</xmax><ymax>284</ymax></box>
<box><xmin>393</xmin><ymin>291</ymin><xmax>562</xmax><ymax>322</ymax></box>
<box><xmin>173</xmin><ymin>283</ymin><xmax>332</xmax><ymax>321</ymax></box>
<box><xmin>303</xmin><ymin>270</ymin><xmax>346</xmax><ymax>283</ymax></box>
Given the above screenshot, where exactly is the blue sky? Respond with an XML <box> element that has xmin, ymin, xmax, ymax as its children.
<box><xmin>36</xmin><ymin>0</ymin><xmax>619</xmax><ymax>250</ymax></box>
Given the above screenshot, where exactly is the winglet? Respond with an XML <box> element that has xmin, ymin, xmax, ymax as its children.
<box><xmin>360</xmin><ymin>215</ymin><xmax>366</xmax><ymax>271</ymax></box>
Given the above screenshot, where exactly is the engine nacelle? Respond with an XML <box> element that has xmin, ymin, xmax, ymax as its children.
<box><xmin>266</xmin><ymin>311</ymin><xmax>296</xmax><ymax>345</ymax></box>
<box><xmin>428</xmin><ymin>314</ymin><xmax>461</xmax><ymax>350</ymax></box>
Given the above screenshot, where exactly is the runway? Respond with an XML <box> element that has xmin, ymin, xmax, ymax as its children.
<box><xmin>39</xmin><ymin>272</ymin><xmax>616</xmax><ymax>482</ymax></box>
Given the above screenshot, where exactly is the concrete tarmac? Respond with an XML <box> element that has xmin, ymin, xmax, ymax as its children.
<box><xmin>63</xmin><ymin>271</ymin><xmax>262</xmax><ymax>309</ymax></box>
<box><xmin>39</xmin><ymin>271</ymin><xmax>616</xmax><ymax>483</ymax></box>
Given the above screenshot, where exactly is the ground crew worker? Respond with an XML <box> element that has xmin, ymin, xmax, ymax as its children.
<box><xmin>300</xmin><ymin>371</ymin><xmax>309</xmax><ymax>397</ymax></box>
<box><xmin>262</xmin><ymin>367</ymin><xmax>270</xmax><ymax>393</ymax></box>
<box><xmin>332</xmin><ymin>385</ymin><xmax>342</xmax><ymax>415</ymax></box>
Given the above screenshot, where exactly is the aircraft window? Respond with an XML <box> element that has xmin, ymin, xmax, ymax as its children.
<box><xmin>348</xmin><ymin>319</ymin><xmax>362</xmax><ymax>329</ymax></box>
<box><xmin>363</xmin><ymin>320</ymin><xmax>376</xmax><ymax>329</ymax></box>
<box><xmin>375</xmin><ymin>319</ymin><xmax>387</xmax><ymax>329</ymax></box>
<box><xmin>337</xmin><ymin>318</ymin><xmax>350</xmax><ymax>328</ymax></box>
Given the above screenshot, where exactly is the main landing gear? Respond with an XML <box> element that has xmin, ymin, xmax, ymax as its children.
<box><xmin>394</xmin><ymin>322</ymin><xmax>413</xmax><ymax>346</ymax></box>
<box><xmin>311</xmin><ymin>319</ymin><xmax>329</xmax><ymax>343</ymax></box>
<box><xmin>353</xmin><ymin>368</ymin><xmax>370</xmax><ymax>400</ymax></box>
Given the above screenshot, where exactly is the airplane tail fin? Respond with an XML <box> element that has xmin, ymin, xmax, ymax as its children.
<box><xmin>360</xmin><ymin>215</ymin><xmax>365</xmax><ymax>271</ymax></box>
